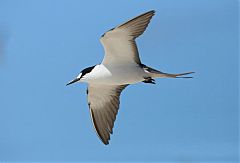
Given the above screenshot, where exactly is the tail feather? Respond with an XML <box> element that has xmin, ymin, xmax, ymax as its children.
<box><xmin>140</xmin><ymin>64</ymin><xmax>194</xmax><ymax>79</ymax></box>
<box><xmin>153</xmin><ymin>71</ymin><xmax>195</xmax><ymax>78</ymax></box>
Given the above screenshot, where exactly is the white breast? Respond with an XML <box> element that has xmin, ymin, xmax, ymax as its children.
<box><xmin>81</xmin><ymin>64</ymin><xmax>147</xmax><ymax>85</ymax></box>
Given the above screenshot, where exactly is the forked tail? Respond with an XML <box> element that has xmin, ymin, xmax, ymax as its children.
<box><xmin>141</xmin><ymin>64</ymin><xmax>194</xmax><ymax>78</ymax></box>
<box><xmin>153</xmin><ymin>71</ymin><xmax>195</xmax><ymax>78</ymax></box>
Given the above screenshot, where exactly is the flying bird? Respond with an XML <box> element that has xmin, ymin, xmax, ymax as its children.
<box><xmin>67</xmin><ymin>10</ymin><xmax>194</xmax><ymax>145</ymax></box>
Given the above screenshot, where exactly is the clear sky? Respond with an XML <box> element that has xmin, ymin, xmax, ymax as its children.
<box><xmin>0</xmin><ymin>0</ymin><xmax>238</xmax><ymax>162</ymax></box>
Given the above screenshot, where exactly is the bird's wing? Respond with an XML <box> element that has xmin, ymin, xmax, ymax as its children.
<box><xmin>87</xmin><ymin>84</ymin><xmax>128</xmax><ymax>145</ymax></box>
<box><xmin>100</xmin><ymin>10</ymin><xmax>155</xmax><ymax>65</ymax></box>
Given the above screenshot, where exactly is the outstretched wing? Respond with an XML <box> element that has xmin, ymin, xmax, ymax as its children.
<box><xmin>87</xmin><ymin>84</ymin><xmax>128</xmax><ymax>145</ymax></box>
<box><xmin>100</xmin><ymin>10</ymin><xmax>155</xmax><ymax>65</ymax></box>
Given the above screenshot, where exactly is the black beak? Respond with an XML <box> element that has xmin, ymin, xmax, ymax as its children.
<box><xmin>66</xmin><ymin>78</ymin><xmax>80</xmax><ymax>86</ymax></box>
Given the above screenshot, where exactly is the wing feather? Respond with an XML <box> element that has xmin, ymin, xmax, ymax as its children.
<box><xmin>87</xmin><ymin>84</ymin><xmax>128</xmax><ymax>145</ymax></box>
<box><xmin>100</xmin><ymin>10</ymin><xmax>155</xmax><ymax>65</ymax></box>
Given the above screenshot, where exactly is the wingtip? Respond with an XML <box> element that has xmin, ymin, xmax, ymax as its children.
<box><xmin>146</xmin><ymin>10</ymin><xmax>156</xmax><ymax>15</ymax></box>
<box><xmin>140</xmin><ymin>10</ymin><xmax>155</xmax><ymax>16</ymax></box>
<box><xmin>103</xmin><ymin>141</ymin><xmax>109</xmax><ymax>145</ymax></box>
<box><xmin>101</xmin><ymin>136</ymin><xmax>110</xmax><ymax>145</ymax></box>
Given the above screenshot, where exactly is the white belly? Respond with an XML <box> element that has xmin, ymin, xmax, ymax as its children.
<box><xmin>81</xmin><ymin>64</ymin><xmax>147</xmax><ymax>85</ymax></box>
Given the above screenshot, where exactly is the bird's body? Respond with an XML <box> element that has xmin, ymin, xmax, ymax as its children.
<box><xmin>80</xmin><ymin>64</ymin><xmax>149</xmax><ymax>85</ymax></box>
<box><xmin>67</xmin><ymin>10</ymin><xmax>194</xmax><ymax>145</ymax></box>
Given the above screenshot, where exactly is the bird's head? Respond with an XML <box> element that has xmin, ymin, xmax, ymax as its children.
<box><xmin>66</xmin><ymin>65</ymin><xmax>95</xmax><ymax>86</ymax></box>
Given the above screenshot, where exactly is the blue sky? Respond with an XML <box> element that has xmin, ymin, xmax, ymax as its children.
<box><xmin>0</xmin><ymin>0</ymin><xmax>238</xmax><ymax>162</ymax></box>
